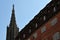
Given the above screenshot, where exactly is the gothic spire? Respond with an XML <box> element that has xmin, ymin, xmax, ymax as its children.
<box><xmin>9</xmin><ymin>4</ymin><xmax>17</xmax><ymax>27</ymax></box>
<box><xmin>6</xmin><ymin>4</ymin><xmax>19</xmax><ymax>40</ymax></box>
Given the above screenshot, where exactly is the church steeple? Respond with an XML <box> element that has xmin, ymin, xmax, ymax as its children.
<box><xmin>9</xmin><ymin>4</ymin><xmax>17</xmax><ymax>27</ymax></box>
<box><xmin>6</xmin><ymin>4</ymin><xmax>19</xmax><ymax>40</ymax></box>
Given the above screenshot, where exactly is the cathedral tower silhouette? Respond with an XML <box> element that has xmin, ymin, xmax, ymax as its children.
<box><xmin>6</xmin><ymin>4</ymin><xmax>19</xmax><ymax>40</ymax></box>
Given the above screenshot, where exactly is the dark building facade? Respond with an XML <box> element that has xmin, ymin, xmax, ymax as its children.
<box><xmin>15</xmin><ymin>0</ymin><xmax>60</xmax><ymax>40</ymax></box>
<box><xmin>6</xmin><ymin>5</ymin><xmax>19</xmax><ymax>40</ymax></box>
<box><xmin>6</xmin><ymin>0</ymin><xmax>60</xmax><ymax>40</ymax></box>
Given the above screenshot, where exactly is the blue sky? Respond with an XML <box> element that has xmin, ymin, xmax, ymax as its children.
<box><xmin>0</xmin><ymin>0</ymin><xmax>51</xmax><ymax>40</ymax></box>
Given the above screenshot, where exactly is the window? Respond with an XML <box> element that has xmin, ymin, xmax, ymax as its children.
<box><xmin>36</xmin><ymin>23</ymin><xmax>38</xmax><ymax>28</ymax></box>
<box><xmin>48</xmin><ymin>10</ymin><xmax>50</xmax><ymax>13</ymax></box>
<box><xmin>43</xmin><ymin>16</ymin><xmax>46</xmax><ymax>21</ymax></box>
<box><xmin>53</xmin><ymin>32</ymin><xmax>60</xmax><ymax>40</ymax></box>
<box><xmin>19</xmin><ymin>38</ymin><xmax>20</xmax><ymax>40</ymax></box>
<box><xmin>23</xmin><ymin>34</ymin><xmax>25</xmax><ymax>38</ymax></box>
<box><xmin>51</xmin><ymin>4</ymin><xmax>54</xmax><ymax>6</ymax></box>
<box><xmin>29</xmin><ymin>29</ymin><xmax>31</xmax><ymax>33</ymax></box>
<box><xmin>33</xmin><ymin>32</ymin><xmax>37</xmax><ymax>39</ymax></box>
<box><xmin>28</xmin><ymin>38</ymin><xmax>30</xmax><ymax>40</ymax></box>
<box><xmin>41</xmin><ymin>26</ymin><xmax>46</xmax><ymax>33</ymax></box>
<box><xmin>57</xmin><ymin>1</ymin><xmax>60</xmax><ymax>5</ymax></box>
<box><xmin>50</xmin><ymin>18</ymin><xmax>58</xmax><ymax>26</ymax></box>
<box><xmin>53</xmin><ymin>7</ymin><xmax>56</xmax><ymax>12</ymax></box>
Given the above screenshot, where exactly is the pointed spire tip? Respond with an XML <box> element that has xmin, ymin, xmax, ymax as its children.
<box><xmin>13</xmin><ymin>4</ymin><xmax>14</xmax><ymax>8</ymax></box>
<box><xmin>13</xmin><ymin>4</ymin><xmax>14</xmax><ymax>9</ymax></box>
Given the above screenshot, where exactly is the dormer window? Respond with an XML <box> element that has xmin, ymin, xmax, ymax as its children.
<box><xmin>29</xmin><ymin>29</ymin><xmax>31</xmax><ymax>33</ymax></box>
<box><xmin>36</xmin><ymin>23</ymin><xmax>38</xmax><ymax>28</ymax></box>
<box><xmin>43</xmin><ymin>16</ymin><xmax>46</xmax><ymax>21</ymax></box>
<box><xmin>53</xmin><ymin>7</ymin><xmax>56</xmax><ymax>12</ymax></box>
<box><xmin>23</xmin><ymin>34</ymin><xmax>25</xmax><ymax>38</ymax></box>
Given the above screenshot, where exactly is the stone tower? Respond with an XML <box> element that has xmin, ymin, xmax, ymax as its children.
<box><xmin>6</xmin><ymin>5</ymin><xmax>19</xmax><ymax>40</ymax></box>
